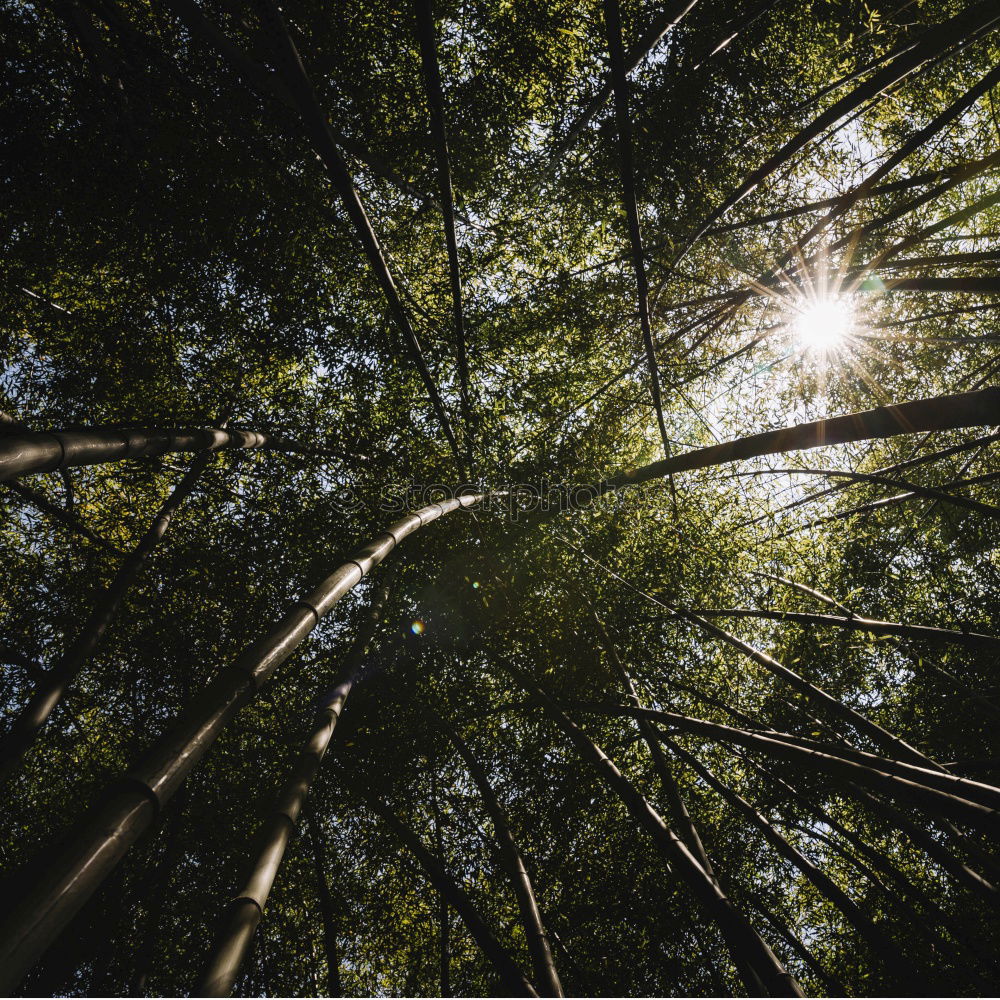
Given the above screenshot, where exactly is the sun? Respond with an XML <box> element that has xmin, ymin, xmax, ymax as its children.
<box><xmin>790</xmin><ymin>295</ymin><xmax>854</xmax><ymax>353</ymax></box>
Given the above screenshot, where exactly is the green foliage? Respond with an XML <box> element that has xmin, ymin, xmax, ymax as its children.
<box><xmin>2</xmin><ymin>0</ymin><xmax>1000</xmax><ymax>995</ymax></box>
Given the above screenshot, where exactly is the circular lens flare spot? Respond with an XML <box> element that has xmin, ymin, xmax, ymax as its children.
<box><xmin>791</xmin><ymin>296</ymin><xmax>854</xmax><ymax>353</ymax></box>
<box><xmin>410</xmin><ymin>620</ymin><xmax>425</xmax><ymax>636</ymax></box>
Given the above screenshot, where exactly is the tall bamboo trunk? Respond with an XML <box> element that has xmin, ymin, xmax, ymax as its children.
<box><xmin>501</xmin><ymin>657</ymin><xmax>803</xmax><ymax>997</ymax></box>
<box><xmin>196</xmin><ymin>578</ymin><xmax>393</xmax><ymax>996</ymax></box>
<box><xmin>0</xmin><ymin>453</ymin><xmax>213</xmax><ymax>777</ymax></box>
<box><xmin>665</xmin><ymin>739</ymin><xmax>915</xmax><ymax>986</ymax></box>
<box><xmin>0</xmin><ymin>425</ymin><xmax>305</xmax><ymax>481</ymax></box>
<box><xmin>0</xmin><ymin>495</ymin><xmax>480</xmax><ymax>992</ymax></box>
<box><xmin>358</xmin><ymin>789</ymin><xmax>538</xmax><ymax>997</ymax></box>
<box><xmin>591</xmin><ymin>387</ymin><xmax>1000</xmax><ymax>500</ymax></box>
<box><xmin>601</xmin><ymin>0</ymin><xmax>672</xmax><ymax>461</ymax></box>
<box><xmin>413</xmin><ymin>0</ymin><xmax>474</xmax><ymax>474</ymax></box>
<box><xmin>446</xmin><ymin>727</ymin><xmax>564</xmax><ymax>996</ymax></box>
<box><xmin>306</xmin><ymin>808</ymin><xmax>344</xmax><ymax>998</ymax></box>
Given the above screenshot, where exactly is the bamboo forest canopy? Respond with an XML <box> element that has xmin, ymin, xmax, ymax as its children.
<box><xmin>3</xmin><ymin>0</ymin><xmax>1000</xmax><ymax>995</ymax></box>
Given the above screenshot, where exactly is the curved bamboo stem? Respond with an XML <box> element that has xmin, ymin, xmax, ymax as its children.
<box><xmin>0</xmin><ymin>495</ymin><xmax>481</xmax><ymax>993</ymax></box>
<box><xmin>195</xmin><ymin>578</ymin><xmax>394</xmax><ymax>996</ymax></box>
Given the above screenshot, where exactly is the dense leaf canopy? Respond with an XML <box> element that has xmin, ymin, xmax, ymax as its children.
<box><xmin>2</xmin><ymin>0</ymin><xmax>1000</xmax><ymax>995</ymax></box>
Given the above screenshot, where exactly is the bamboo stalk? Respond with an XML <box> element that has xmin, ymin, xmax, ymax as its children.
<box><xmin>670</xmin><ymin>608</ymin><xmax>1000</xmax><ymax>651</ymax></box>
<box><xmin>549</xmin><ymin>0</ymin><xmax>698</xmax><ymax>163</ymax></box>
<box><xmin>414</xmin><ymin>0</ymin><xmax>475</xmax><ymax>475</ymax></box>
<box><xmin>592</xmin><ymin>387</ymin><xmax>1000</xmax><ymax>500</ymax></box>
<box><xmin>305</xmin><ymin>807</ymin><xmax>343</xmax><ymax>998</ymax></box>
<box><xmin>583</xmin><ymin>703</ymin><xmax>1000</xmax><ymax>838</ymax></box>
<box><xmin>254</xmin><ymin>0</ymin><xmax>464</xmax><ymax>474</ymax></box>
<box><xmin>0</xmin><ymin>495</ymin><xmax>481</xmax><ymax>992</ymax></box>
<box><xmin>358</xmin><ymin>788</ymin><xmax>539</xmax><ymax>997</ymax></box>
<box><xmin>1</xmin><ymin>453</ymin><xmax>214</xmax><ymax>776</ymax></box>
<box><xmin>446</xmin><ymin>727</ymin><xmax>564</xmax><ymax>996</ymax></box>
<box><xmin>195</xmin><ymin>578</ymin><xmax>394</xmax><ymax>996</ymax></box>
<box><xmin>602</xmin><ymin>0</ymin><xmax>673</xmax><ymax>463</ymax></box>
<box><xmin>0</xmin><ymin>425</ymin><xmax>303</xmax><ymax>482</ymax></box>
<box><xmin>502</xmin><ymin>658</ymin><xmax>803</xmax><ymax>997</ymax></box>
<box><xmin>666</xmin><ymin>739</ymin><xmax>915</xmax><ymax>985</ymax></box>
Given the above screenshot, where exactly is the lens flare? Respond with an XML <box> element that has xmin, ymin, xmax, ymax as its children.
<box><xmin>410</xmin><ymin>620</ymin><xmax>425</xmax><ymax>636</ymax></box>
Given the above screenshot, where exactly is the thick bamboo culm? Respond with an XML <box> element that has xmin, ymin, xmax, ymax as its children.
<box><xmin>0</xmin><ymin>495</ymin><xmax>481</xmax><ymax>992</ymax></box>
<box><xmin>0</xmin><ymin>426</ymin><xmax>301</xmax><ymax>481</ymax></box>
<box><xmin>196</xmin><ymin>578</ymin><xmax>394</xmax><ymax>996</ymax></box>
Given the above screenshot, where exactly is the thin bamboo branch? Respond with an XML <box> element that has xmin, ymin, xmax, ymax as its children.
<box><xmin>666</xmin><ymin>738</ymin><xmax>913</xmax><ymax>984</ymax></box>
<box><xmin>446</xmin><ymin>726</ymin><xmax>563</xmax><ymax>996</ymax></box>
<box><xmin>549</xmin><ymin>0</ymin><xmax>698</xmax><ymax>163</ymax></box>
<box><xmin>682</xmin><ymin>2</ymin><xmax>1000</xmax><ymax>251</ymax></box>
<box><xmin>358</xmin><ymin>787</ymin><xmax>539</xmax><ymax>997</ymax></box>
<box><xmin>3</xmin><ymin>479</ymin><xmax>121</xmax><ymax>554</ymax></box>
<box><xmin>1</xmin><ymin>452</ymin><xmax>215</xmax><ymax>777</ymax></box>
<box><xmin>414</xmin><ymin>0</ymin><xmax>475</xmax><ymax>475</ymax></box>
<box><xmin>579</xmin><ymin>703</ymin><xmax>1000</xmax><ymax>839</ymax></box>
<box><xmin>602</xmin><ymin>0</ymin><xmax>673</xmax><ymax>463</ymax></box>
<box><xmin>253</xmin><ymin>0</ymin><xmax>464</xmax><ymax>474</ymax></box>
<box><xmin>668</xmin><ymin>608</ymin><xmax>1000</xmax><ymax>651</ymax></box>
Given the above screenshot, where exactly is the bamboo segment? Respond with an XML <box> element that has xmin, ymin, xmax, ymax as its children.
<box><xmin>196</xmin><ymin>579</ymin><xmax>393</xmax><ymax>996</ymax></box>
<box><xmin>0</xmin><ymin>495</ymin><xmax>480</xmax><ymax>993</ymax></box>
<box><xmin>0</xmin><ymin>426</ymin><xmax>298</xmax><ymax>481</ymax></box>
